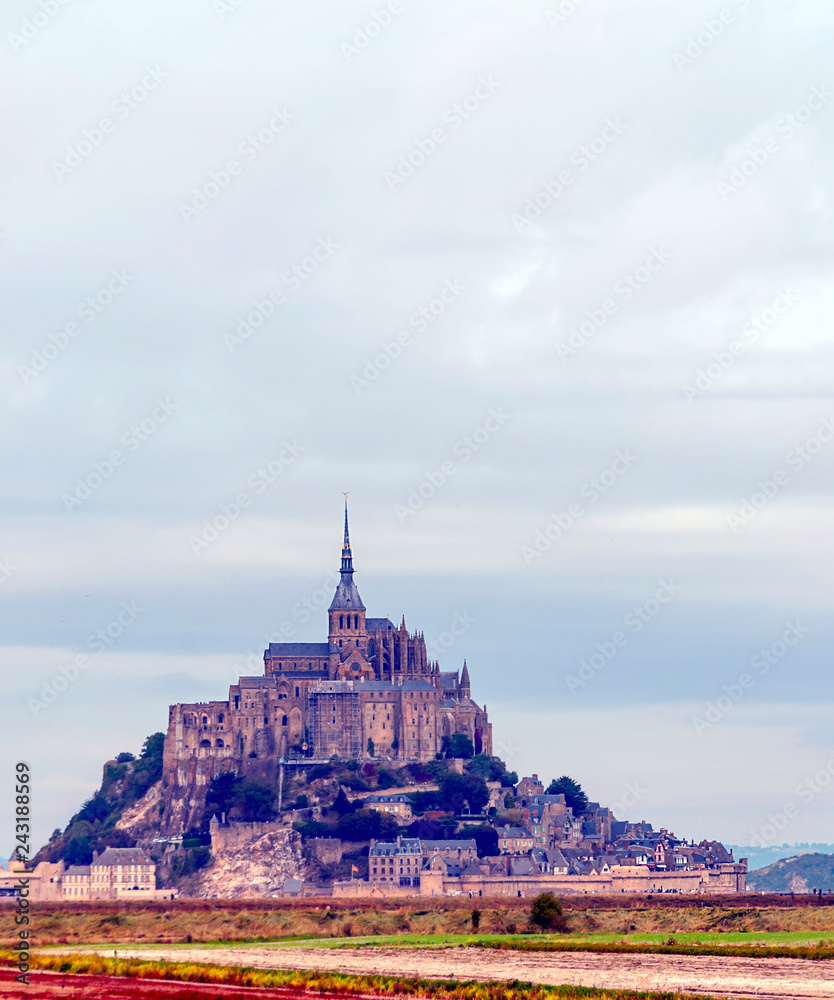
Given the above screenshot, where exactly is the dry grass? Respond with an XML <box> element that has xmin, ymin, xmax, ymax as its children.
<box><xmin>5</xmin><ymin>895</ymin><xmax>834</xmax><ymax>948</ymax></box>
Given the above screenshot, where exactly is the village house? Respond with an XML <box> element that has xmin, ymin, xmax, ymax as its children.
<box><xmin>497</xmin><ymin>827</ymin><xmax>535</xmax><ymax>854</ymax></box>
<box><xmin>363</xmin><ymin>794</ymin><xmax>413</xmax><ymax>822</ymax></box>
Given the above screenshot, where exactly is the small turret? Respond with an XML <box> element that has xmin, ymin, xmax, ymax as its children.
<box><xmin>460</xmin><ymin>660</ymin><xmax>471</xmax><ymax>699</ymax></box>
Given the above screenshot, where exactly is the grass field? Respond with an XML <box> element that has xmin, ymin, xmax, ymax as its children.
<box><xmin>52</xmin><ymin>930</ymin><xmax>834</xmax><ymax>962</ymax></box>
<box><xmin>8</xmin><ymin>896</ymin><xmax>834</xmax><ymax>956</ymax></box>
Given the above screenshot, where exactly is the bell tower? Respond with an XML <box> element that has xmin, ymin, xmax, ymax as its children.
<box><xmin>328</xmin><ymin>496</ymin><xmax>366</xmax><ymax>647</ymax></box>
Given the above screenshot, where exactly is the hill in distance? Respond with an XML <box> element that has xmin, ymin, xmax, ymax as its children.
<box><xmin>747</xmin><ymin>853</ymin><xmax>834</xmax><ymax>893</ymax></box>
<box><xmin>727</xmin><ymin>844</ymin><xmax>834</xmax><ymax>871</ymax></box>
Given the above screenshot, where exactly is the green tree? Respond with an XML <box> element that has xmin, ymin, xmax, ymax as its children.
<box><xmin>439</xmin><ymin>773</ymin><xmax>489</xmax><ymax>814</ymax></box>
<box><xmin>441</xmin><ymin>733</ymin><xmax>475</xmax><ymax>759</ymax></box>
<box><xmin>546</xmin><ymin>776</ymin><xmax>588</xmax><ymax>814</ymax></box>
<box><xmin>331</xmin><ymin>787</ymin><xmax>354</xmax><ymax>816</ymax></box>
<box><xmin>367</xmin><ymin>738</ymin><xmax>375</xmax><ymax>757</ymax></box>
<box><xmin>465</xmin><ymin>753</ymin><xmax>516</xmax><ymax>783</ymax></box>
<box><xmin>235</xmin><ymin>778</ymin><xmax>277</xmax><ymax>821</ymax></box>
<box><xmin>205</xmin><ymin>772</ymin><xmax>239</xmax><ymax>817</ymax></box>
<box><xmin>335</xmin><ymin>809</ymin><xmax>397</xmax><ymax>841</ymax></box>
<box><xmin>293</xmin><ymin>819</ymin><xmax>330</xmax><ymax>839</ymax></box>
<box><xmin>459</xmin><ymin>823</ymin><xmax>498</xmax><ymax>858</ymax></box>
<box><xmin>64</xmin><ymin>836</ymin><xmax>93</xmax><ymax>866</ymax></box>
<box><xmin>529</xmin><ymin>892</ymin><xmax>566</xmax><ymax>932</ymax></box>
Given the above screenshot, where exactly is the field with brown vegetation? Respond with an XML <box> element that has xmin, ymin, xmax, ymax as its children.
<box><xmin>5</xmin><ymin>894</ymin><xmax>834</xmax><ymax>948</ymax></box>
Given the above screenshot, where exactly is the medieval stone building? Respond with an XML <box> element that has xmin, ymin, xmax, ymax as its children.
<box><xmin>165</xmin><ymin>505</ymin><xmax>491</xmax><ymax>766</ymax></box>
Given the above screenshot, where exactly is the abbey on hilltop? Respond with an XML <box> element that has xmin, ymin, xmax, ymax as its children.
<box><xmin>166</xmin><ymin>503</ymin><xmax>491</xmax><ymax>764</ymax></box>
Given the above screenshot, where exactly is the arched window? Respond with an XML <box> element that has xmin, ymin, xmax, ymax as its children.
<box><xmin>354</xmin><ymin>614</ymin><xmax>359</xmax><ymax>629</ymax></box>
<box><xmin>218</xmin><ymin>713</ymin><xmax>224</xmax><ymax>724</ymax></box>
<box><xmin>339</xmin><ymin>615</ymin><xmax>344</xmax><ymax>629</ymax></box>
<box><xmin>199</xmin><ymin>739</ymin><xmax>211</xmax><ymax>748</ymax></box>
<box><xmin>281</xmin><ymin>715</ymin><xmax>288</xmax><ymax>727</ymax></box>
<box><xmin>215</xmin><ymin>739</ymin><xmax>224</xmax><ymax>747</ymax></box>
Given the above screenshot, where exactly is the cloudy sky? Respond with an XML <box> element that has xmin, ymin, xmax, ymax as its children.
<box><xmin>4</xmin><ymin>0</ymin><xmax>834</xmax><ymax>855</ymax></box>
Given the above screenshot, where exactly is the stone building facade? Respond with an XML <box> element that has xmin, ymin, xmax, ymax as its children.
<box><xmin>165</xmin><ymin>505</ymin><xmax>491</xmax><ymax>774</ymax></box>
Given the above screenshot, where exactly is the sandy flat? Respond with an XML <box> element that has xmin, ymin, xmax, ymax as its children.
<box><xmin>61</xmin><ymin>943</ymin><xmax>834</xmax><ymax>1000</ymax></box>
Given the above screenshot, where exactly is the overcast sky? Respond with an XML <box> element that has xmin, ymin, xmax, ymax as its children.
<box><xmin>4</xmin><ymin>0</ymin><xmax>834</xmax><ymax>855</ymax></box>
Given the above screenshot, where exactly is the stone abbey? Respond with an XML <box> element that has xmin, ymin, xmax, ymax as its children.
<box><xmin>166</xmin><ymin>504</ymin><xmax>491</xmax><ymax>765</ymax></box>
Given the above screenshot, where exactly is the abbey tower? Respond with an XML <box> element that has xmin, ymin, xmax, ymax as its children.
<box><xmin>165</xmin><ymin>503</ymin><xmax>491</xmax><ymax>772</ymax></box>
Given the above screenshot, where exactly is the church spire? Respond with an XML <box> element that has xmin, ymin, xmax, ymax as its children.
<box><xmin>341</xmin><ymin>496</ymin><xmax>354</xmax><ymax>575</ymax></box>
<box><xmin>329</xmin><ymin>495</ymin><xmax>365</xmax><ymax>612</ymax></box>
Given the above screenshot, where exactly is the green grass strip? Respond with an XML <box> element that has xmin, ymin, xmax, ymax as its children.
<box><xmin>470</xmin><ymin>937</ymin><xmax>834</xmax><ymax>961</ymax></box>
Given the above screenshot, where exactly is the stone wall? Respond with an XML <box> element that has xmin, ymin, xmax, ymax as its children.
<box><xmin>336</xmin><ymin>863</ymin><xmax>747</xmax><ymax>899</ymax></box>
<box><xmin>309</xmin><ymin>838</ymin><xmax>343</xmax><ymax>864</ymax></box>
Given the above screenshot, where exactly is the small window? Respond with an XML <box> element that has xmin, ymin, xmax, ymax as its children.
<box><xmin>218</xmin><ymin>713</ymin><xmax>224</xmax><ymax>724</ymax></box>
<box><xmin>339</xmin><ymin>615</ymin><xmax>344</xmax><ymax>629</ymax></box>
<box><xmin>282</xmin><ymin>715</ymin><xmax>288</xmax><ymax>726</ymax></box>
<box><xmin>295</xmin><ymin>686</ymin><xmax>300</xmax><ymax>698</ymax></box>
<box><xmin>354</xmin><ymin>614</ymin><xmax>359</xmax><ymax>629</ymax></box>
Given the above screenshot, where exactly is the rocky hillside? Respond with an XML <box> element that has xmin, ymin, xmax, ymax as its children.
<box><xmin>182</xmin><ymin>827</ymin><xmax>306</xmax><ymax>898</ymax></box>
<box><xmin>34</xmin><ymin>732</ymin><xmax>520</xmax><ymax>895</ymax></box>
<box><xmin>34</xmin><ymin>733</ymin><xmax>166</xmax><ymax>867</ymax></box>
<box><xmin>747</xmin><ymin>853</ymin><xmax>834</xmax><ymax>893</ymax></box>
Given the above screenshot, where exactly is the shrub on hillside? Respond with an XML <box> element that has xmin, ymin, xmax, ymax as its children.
<box><xmin>529</xmin><ymin>892</ymin><xmax>567</xmax><ymax>932</ymax></box>
<box><xmin>335</xmin><ymin>809</ymin><xmax>399</xmax><ymax>842</ymax></box>
<box><xmin>294</xmin><ymin>819</ymin><xmax>331</xmax><ymax>839</ymax></box>
<box><xmin>438</xmin><ymin>773</ymin><xmax>489</xmax><ymax>815</ymax></box>
<box><xmin>441</xmin><ymin>734</ymin><xmax>475</xmax><ymax>759</ymax></box>
<box><xmin>459</xmin><ymin>824</ymin><xmax>498</xmax><ymax>858</ymax></box>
